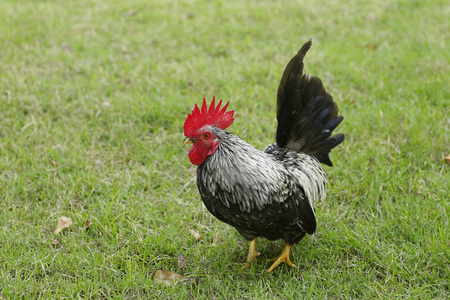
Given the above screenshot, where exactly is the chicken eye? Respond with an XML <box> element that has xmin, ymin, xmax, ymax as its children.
<box><xmin>202</xmin><ymin>133</ymin><xmax>210</xmax><ymax>139</ymax></box>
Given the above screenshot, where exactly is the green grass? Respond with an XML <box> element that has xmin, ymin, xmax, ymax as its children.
<box><xmin>1</xmin><ymin>0</ymin><xmax>449</xmax><ymax>298</ymax></box>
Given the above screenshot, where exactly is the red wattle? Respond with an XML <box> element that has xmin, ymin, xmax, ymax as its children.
<box><xmin>188</xmin><ymin>142</ymin><xmax>220</xmax><ymax>166</ymax></box>
<box><xmin>188</xmin><ymin>143</ymin><xmax>208</xmax><ymax>166</ymax></box>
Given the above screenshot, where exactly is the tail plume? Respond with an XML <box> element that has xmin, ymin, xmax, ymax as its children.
<box><xmin>276</xmin><ymin>40</ymin><xmax>344</xmax><ymax>166</ymax></box>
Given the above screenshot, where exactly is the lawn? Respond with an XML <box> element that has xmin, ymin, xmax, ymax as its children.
<box><xmin>0</xmin><ymin>0</ymin><xmax>449</xmax><ymax>298</ymax></box>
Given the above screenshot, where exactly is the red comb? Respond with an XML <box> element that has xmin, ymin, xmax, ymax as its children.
<box><xmin>184</xmin><ymin>96</ymin><xmax>235</xmax><ymax>137</ymax></box>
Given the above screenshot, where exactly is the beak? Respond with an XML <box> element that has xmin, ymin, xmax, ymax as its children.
<box><xmin>183</xmin><ymin>137</ymin><xmax>196</xmax><ymax>145</ymax></box>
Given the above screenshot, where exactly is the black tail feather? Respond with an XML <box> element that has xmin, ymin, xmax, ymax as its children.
<box><xmin>276</xmin><ymin>40</ymin><xmax>344</xmax><ymax>166</ymax></box>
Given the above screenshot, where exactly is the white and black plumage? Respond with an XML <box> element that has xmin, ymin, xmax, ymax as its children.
<box><xmin>183</xmin><ymin>40</ymin><xmax>344</xmax><ymax>272</ymax></box>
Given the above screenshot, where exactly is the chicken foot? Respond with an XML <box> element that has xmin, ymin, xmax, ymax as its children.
<box><xmin>241</xmin><ymin>239</ymin><xmax>260</xmax><ymax>269</ymax></box>
<box><xmin>267</xmin><ymin>243</ymin><xmax>295</xmax><ymax>272</ymax></box>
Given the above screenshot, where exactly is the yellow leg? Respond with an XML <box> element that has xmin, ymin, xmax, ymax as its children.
<box><xmin>242</xmin><ymin>239</ymin><xmax>260</xmax><ymax>269</ymax></box>
<box><xmin>267</xmin><ymin>243</ymin><xmax>295</xmax><ymax>272</ymax></box>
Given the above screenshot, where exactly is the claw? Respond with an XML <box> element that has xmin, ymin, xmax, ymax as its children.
<box><xmin>267</xmin><ymin>243</ymin><xmax>295</xmax><ymax>272</ymax></box>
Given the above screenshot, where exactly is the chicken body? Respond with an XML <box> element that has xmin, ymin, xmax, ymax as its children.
<box><xmin>197</xmin><ymin>127</ymin><xmax>326</xmax><ymax>245</ymax></box>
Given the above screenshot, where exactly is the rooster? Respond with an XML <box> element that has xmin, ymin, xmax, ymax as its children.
<box><xmin>183</xmin><ymin>40</ymin><xmax>344</xmax><ymax>272</ymax></box>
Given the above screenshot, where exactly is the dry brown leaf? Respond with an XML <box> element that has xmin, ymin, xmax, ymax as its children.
<box><xmin>177</xmin><ymin>255</ymin><xmax>186</xmax><ymax>270</ymax></box>
<box><xmin>84</xmin><ymin>220</ymin><xmax>91</xmax><ymax>231</ymax></box>
<box><xmin>444</xmin><ymin>154</ymin><xmax>450</xmax><ymax>163</ymax></box>
<box><xmin>124</xmin><ymin>10</ymin><xmax>137</xmax><ymax>17</ymax></box>
<box><xmin>187</xmin><ymin>226</ymin><xmax>201</xmax><ymax>241</ymax></box>
<box><xmin>54</xmin><ymin>216</ymin><xmax>73</xmax><ymax>235</ymax></box>
<box><xmin>154</xmin><ymin>270</ymin><xmax>199</xmax><ymax>287</ymax></box>
<box><xmin>61</xmin><ymin>42</ymin><xmax>73</xmax><ymax>52</ymax></box>
<box><xmin>364</xmin><ymin>43</ymin><xmax>379</xmax><ymax>51</ymax></box>
<box><xmin>154</xmin><ymin>270</ymin><xmax>186</xmax><ymax>285</ymax></box>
